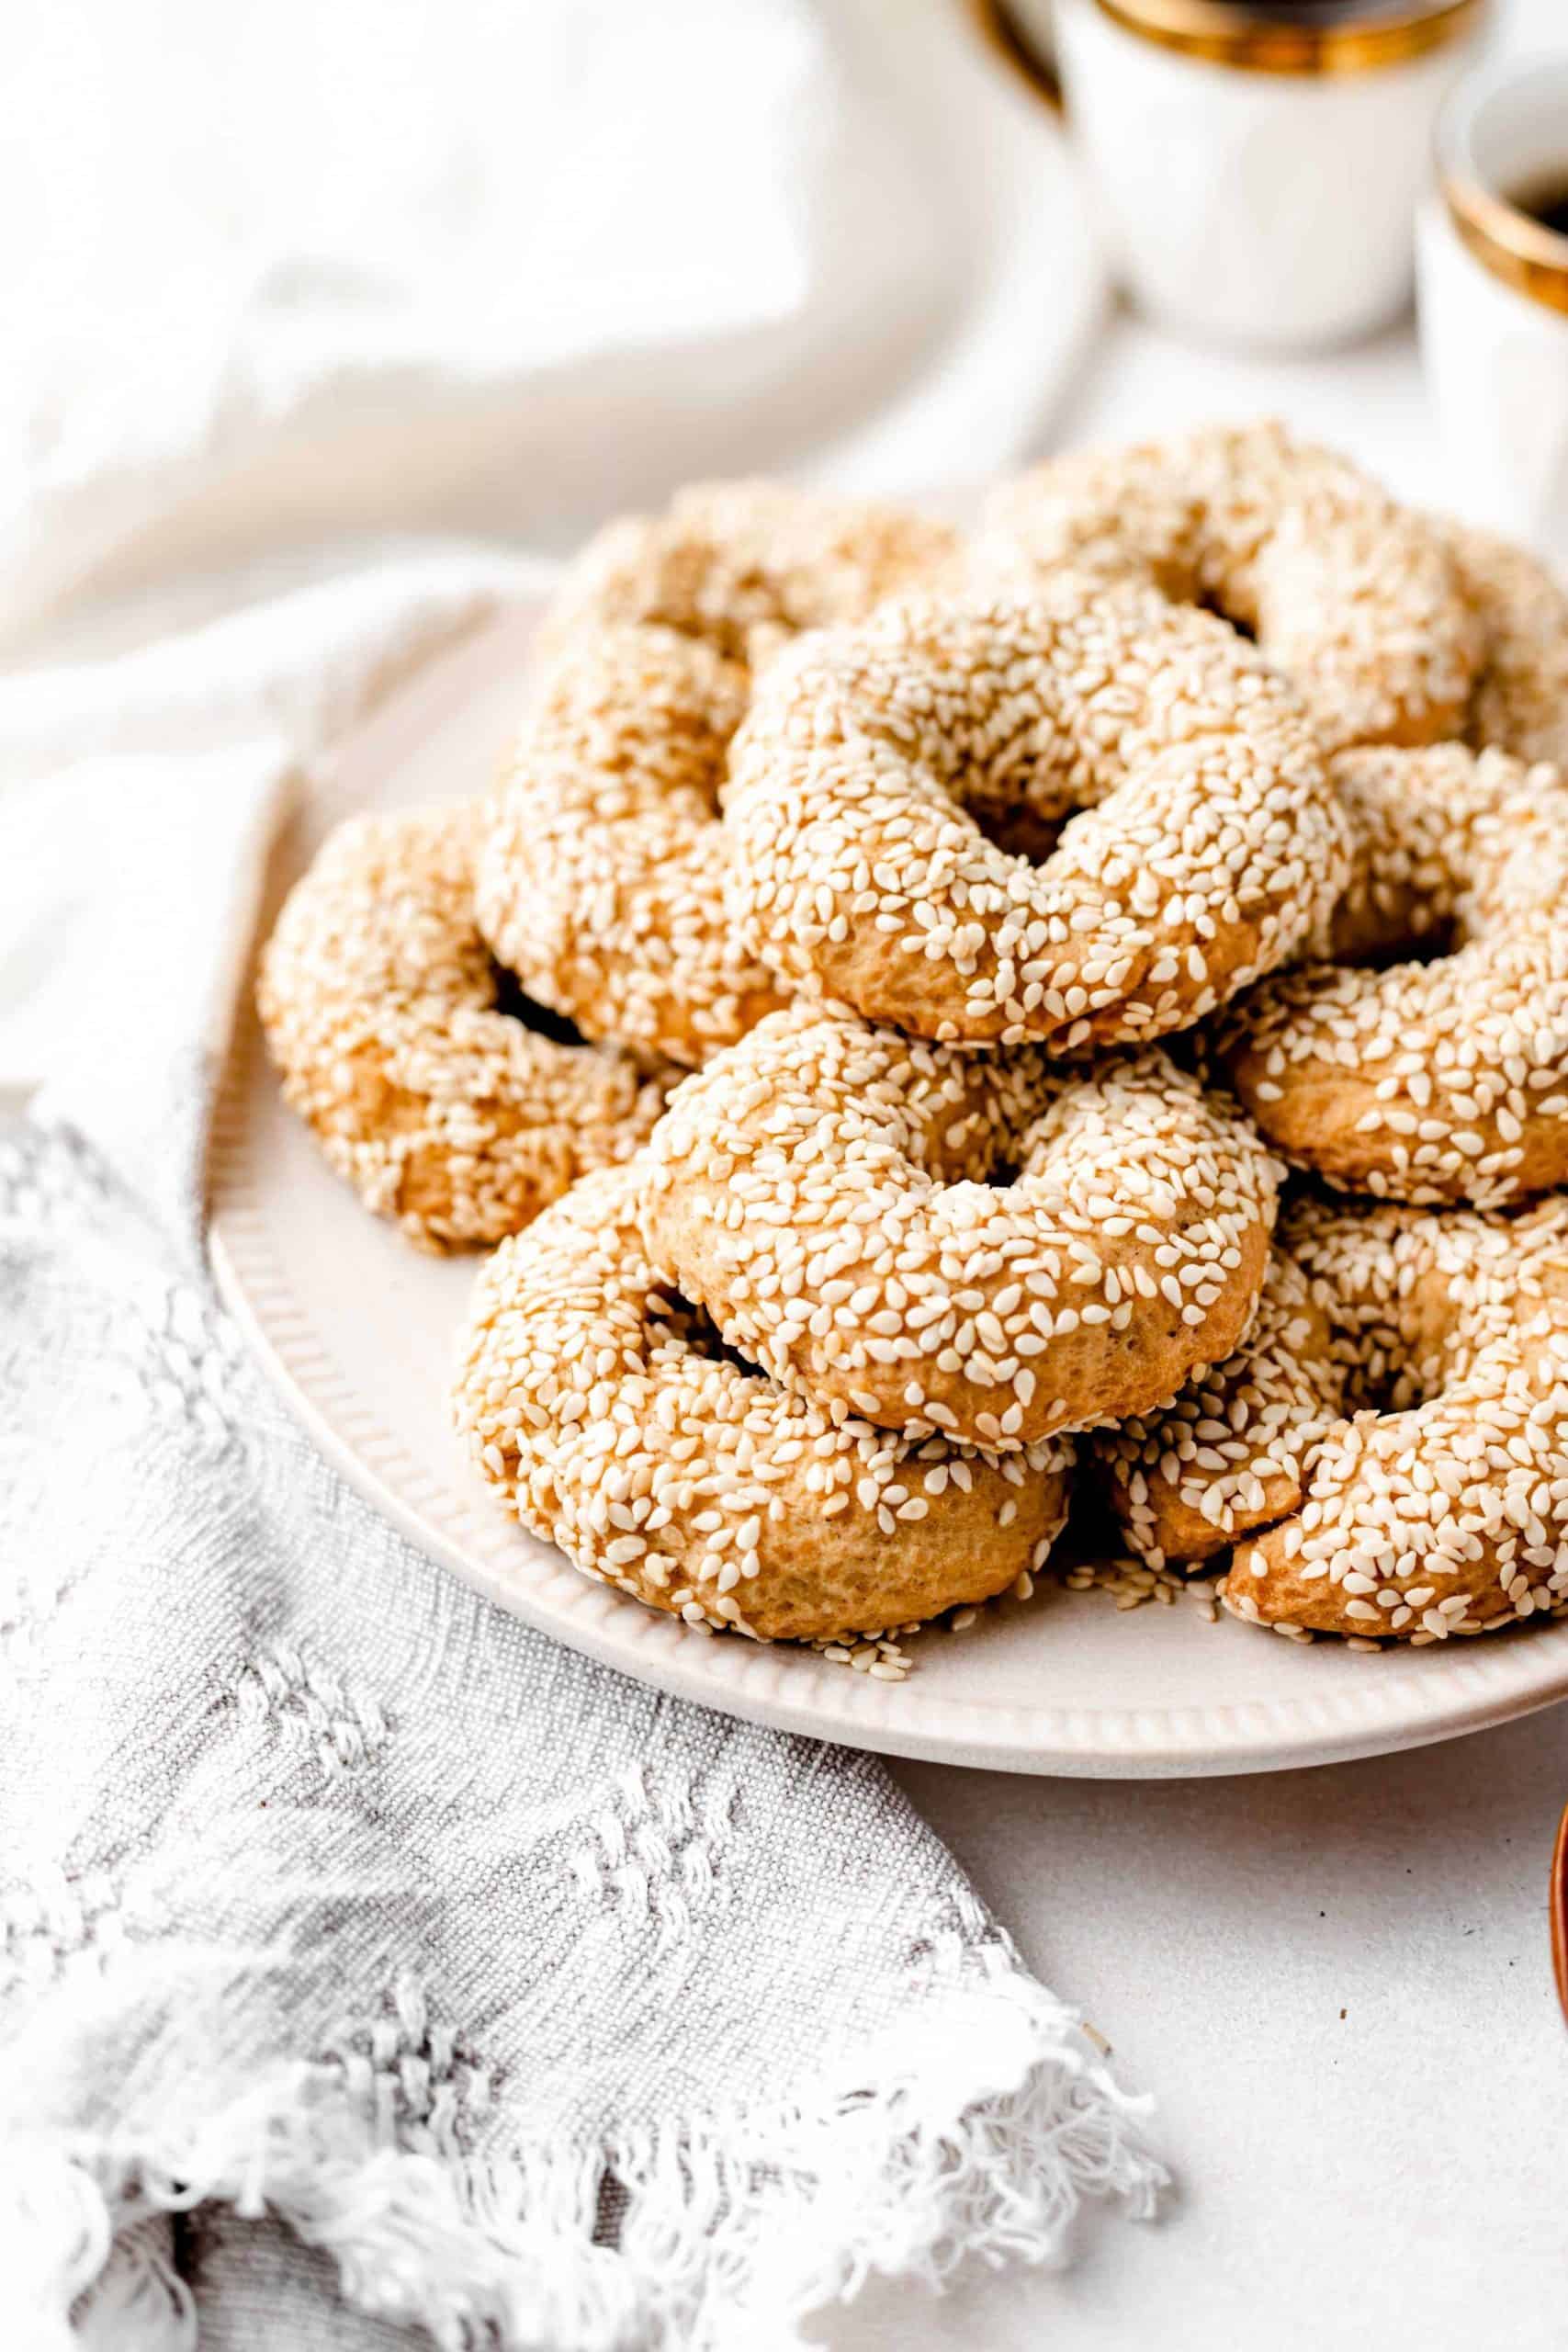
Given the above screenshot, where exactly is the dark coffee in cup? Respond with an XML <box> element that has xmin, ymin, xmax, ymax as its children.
<box><xmin>1510</xmin><ymin>175</ymin><xmax>1568</xmax><ymax>243</ymax></box>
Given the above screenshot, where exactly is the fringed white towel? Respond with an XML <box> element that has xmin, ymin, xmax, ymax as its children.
<box><xmin>0</xmin><ymin>1102</ymin><xmax>1163</xmax><ymax>2347</ymax></box>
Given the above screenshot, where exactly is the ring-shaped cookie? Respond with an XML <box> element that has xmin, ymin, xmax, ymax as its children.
<box><xmin>258</xmin><ymin>805</ymin><xmax>667</xmax><ymax>1251</ymax></box>
<box><xmin>1094</xmin><ymin>1244</ymin><xmax>1342</xmax><ymax>1572</ymax></box>
<box><xmin>1215</xmin><ymin>744</ymin><xmax>1568</xmax><ymax>1206</ymax></box>
<box><xmin>479</xmin><ymin>483</ymin><xmax>957</xmax><ymax>1066</ymax></box>
<box><xmin>478</xmin><ymin>627</ymin><xmax>786</xmax><ymax>1068</ymax></box>
<box><xmin>454</xmin><ymin>1166</ymin><xmax>1074</xmax><ymax>1642</ymax></box>
<box><xmin>639</xmin><ymin>1007</ymin><xmax>1279</xmax><ymax>1449</ymax></box>
<box><xmin>724</xmin><ymin>585</ymin><xmax>1347</xmax><ymax>1048</ymax></box>
<box><xmin>1215</xmin><ymin>1196</ymin><xmax>1568</xmax><ymax>1642</ymax></box>
<box><xmin>1446</xmin><ymin>518</ymin><xmax>1568</xmax><ymax>770</ymax></box>
<box><xmin>977</xmin><ymin>420</ymin><xmax>1478</xmax><ymax>752</ymax></box>
<box><xmin>536</xmin><ymin>477</ymin><xmax>961</xmax><ymax>669</ymax></box>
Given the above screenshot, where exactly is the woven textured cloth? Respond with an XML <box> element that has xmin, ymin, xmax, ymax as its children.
<box><xmin>0</xmin><ymin>1036</ymin><xmax>1162</xmax><ymax>2348</ymax></box>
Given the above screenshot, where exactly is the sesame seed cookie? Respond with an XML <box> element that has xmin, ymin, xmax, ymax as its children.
<box><xmin>976</xmin><ymin>421</ymin><xmax>1478</xmax><ymax>753</ymax></box>
<box><xmin>639</xmin><ymin>1005</ymin><xmax>1280</xmax><ymax>1449</ymax></box>
<box><xmin>479</xmin><ymin>481</ymin><xmax>957</xmax><ymax>1068</ymax></box>
<box><xmin>1219</xmin><ymin>1195</ymin><xmax>1568</xmax><ymax>1642</ymax></box>
<box><xmin>723</xmin><ymin>585</ymin><xmax>1348</xmax><ymax>1049</ymax></box>
<box><xmin>1214</xmin><ymin>744</ymin><xmax>1568</xmax><ymax>1206</ymax></box>
<box><xmin>453</xmin><ymin>1164</ymin><xmax>1074</xmax><ymax>1643</ymax></box>
<box><xmin>1445</xmin><ymin>519</ymin><xmax>1568</xmax><ymax>770</ymax></box>
<box><xmin>257</xmin><ymin>804</ymin><xmax>668</xmax><ymax>1252</ymax></box>
<box><xmin>535</xmin><ymin>477</ymin><xmax>960</xmax><ymax>671</ymax></box>
<box><xmin>477</xmin><ymin>626</ymin><xmax>788</xmax><ymax>1069</ymax></box>
<box><xmin>1095</xmin><ymin>1242</ymin><xmax>1343</xmax><ymax>1572</ymax></box>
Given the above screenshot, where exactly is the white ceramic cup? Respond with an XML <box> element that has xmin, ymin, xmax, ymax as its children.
<box><xmin>1417</xmin><ymin>53</ymin><xmax>1568</xmax><ymax>560</ymax></box>
<box><xmin>1052</xmin><ymin>0</ymin><xmax>1489</xmax><ymax>353</ymax></box>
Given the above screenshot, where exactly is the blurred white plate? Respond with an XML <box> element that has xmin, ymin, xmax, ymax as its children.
<box><xmin>209</xmin><ymin>602</ymin><xmax>1568</xmax><ymax>1776</ymax></box>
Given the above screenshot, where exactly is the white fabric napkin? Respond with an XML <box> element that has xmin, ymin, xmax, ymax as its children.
<box><xmin>1</xmin><ymin>0</ymin><xmax>1101</xmax><ymax>1100</ymax></box>
<box><xmin>0</xmin><ymin>4</ymin><xmax>1139</xmax><ymax>2342</ymax></box>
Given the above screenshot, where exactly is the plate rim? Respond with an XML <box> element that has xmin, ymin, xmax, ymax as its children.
<box><xmin>208</xmin><ymin>603</ymin><xmax>1568</xmax><ymax>1778</ymax></box>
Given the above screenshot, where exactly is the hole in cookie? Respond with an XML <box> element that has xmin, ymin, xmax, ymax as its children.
<box><xmin>487</xmin><ymin>956</ymin><xmax>592</xmax><ymax>1049</ymax></box>
<box><xmin>1156</xmin><ymin>1027</ymin><xmax>1203</xmax><ymax>1076</ymax></box>
<box><xmin>1195</xmin><ymin>589</ymin><xmax>1258</xmax><ymax>644</ymax></box>
<box><xmin>1358</xmin><ymin>915</ymin><xmax>1460</xmax><ymax>975</ymax></box>
<box><xmin>646</xmin><ymin>1286</ymin><xmax>758</xmax><ymax>1374</ymax></box>
<box><xmin>1063</xmin><ymin>1480</ymin><xmax>1122</xmax><ymax>1563</ymax></box>
<box><xmin>1059</xmin><ymin>1480</ymin><xmax>1224</xmax><ymax>1586</ymax></box>
<box><xmin>1338</xmin><ymin>1345</ymin><xmax>1435</xmax><ymax>1419</ymax></box>
<box><xmin>968</xmin><ymin>802</ymin><xmax>1069</xmax><ymax>865</ymax></box>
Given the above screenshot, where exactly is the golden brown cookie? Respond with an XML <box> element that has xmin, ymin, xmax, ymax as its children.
<box><xmin>977</xmin><ymin>420</ymin><xmax>1478</xmax><ymax>752</ymax></box>
<box><xmin>479</xmin><ymin>481</ymin><xmax>957</xmax><ymax>1068</ymax></box>
<box><xmin>1095</xmin><ymin>1244</ymin><xmax>1343</xmax><ymax>1571</ymax></box>
<box><xmin>1220</xmin><ymin>1196</ymin><xmax>1568</xmax><ymax>1642</ymax></box>
<box><xmin>724</xmin><ymin>584</ymin><xmax>1348</xmax><ymax>1048</ymax></box>
<box><xmin>478</xmin><ymin>627</ymin><xmax>785</xmax><ymax>1069</ymax></box>
<box><xmin>639</xmin><ymin>1006</ymin><xmax>1279</xmax><ymax>1449</ymax></box>
<box><xmin>1214</xmin><ymin>744</ymin><xmax>1568</xmax><ymax>1206</ymax></box>
<box><xmin>536</xmin><ymin>477</ymin><xmax>960</xmax><ymax>668</ymax></box>
<box><xmin>1446</xmin><ymin>519</ymin><xmax>1568</xmax><ymax>770</ymax></box>
<box><xmin>454</xmin><ymin>1165</ymin><xmax>1074</xmax><ymax>1642</ymax></box>
<box><xmin>258</xmin><ymin>804</ymin><xmax>667</xmax><ymax>1251</ymax></box>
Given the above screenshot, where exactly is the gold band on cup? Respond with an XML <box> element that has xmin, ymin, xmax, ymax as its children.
<box><xmin>1442</xmin><ymin>173</ymin><xmax>1568</xmax><ymax>319</ymax></box>
<box><xmin>1089</xmin><ymin>0</ymin><xmax>1485</xmax><ymax>77</ymax></box>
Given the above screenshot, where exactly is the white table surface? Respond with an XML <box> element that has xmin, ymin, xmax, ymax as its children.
<box><xmin>819</xmin><ymin>302</ymin><xmax>1568</xmax><ymax>2352</ymax></box>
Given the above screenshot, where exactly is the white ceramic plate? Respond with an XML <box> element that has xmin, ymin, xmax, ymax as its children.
<box><xmin>209</xmin><ymin>605</ymin><xmax>1568</xmax><ymax>1777</ymax></box>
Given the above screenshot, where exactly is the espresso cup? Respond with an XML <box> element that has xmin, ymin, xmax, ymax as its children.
<box><xmin>1053</xmin><ymin>0</ymin><xmax>1489</xmax><ymax>352</ymax></box>
<box><xmin>1417</xmin><ymin>54</ymin><xmax>1568</xmax><ymax>560</ymax></box>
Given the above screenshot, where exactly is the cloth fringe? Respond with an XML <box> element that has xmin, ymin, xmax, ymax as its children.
<box><xmin>6</xmin><ymin>1981</ymin><xmax>1163</xmax><ymax>2352</ymax></box>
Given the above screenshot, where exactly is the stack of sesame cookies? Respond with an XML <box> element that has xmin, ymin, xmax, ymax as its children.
<box><xmin>262</xmin><ymin>434</ymin><xmax>1568</xmax><ymax>1657</ymax></box>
